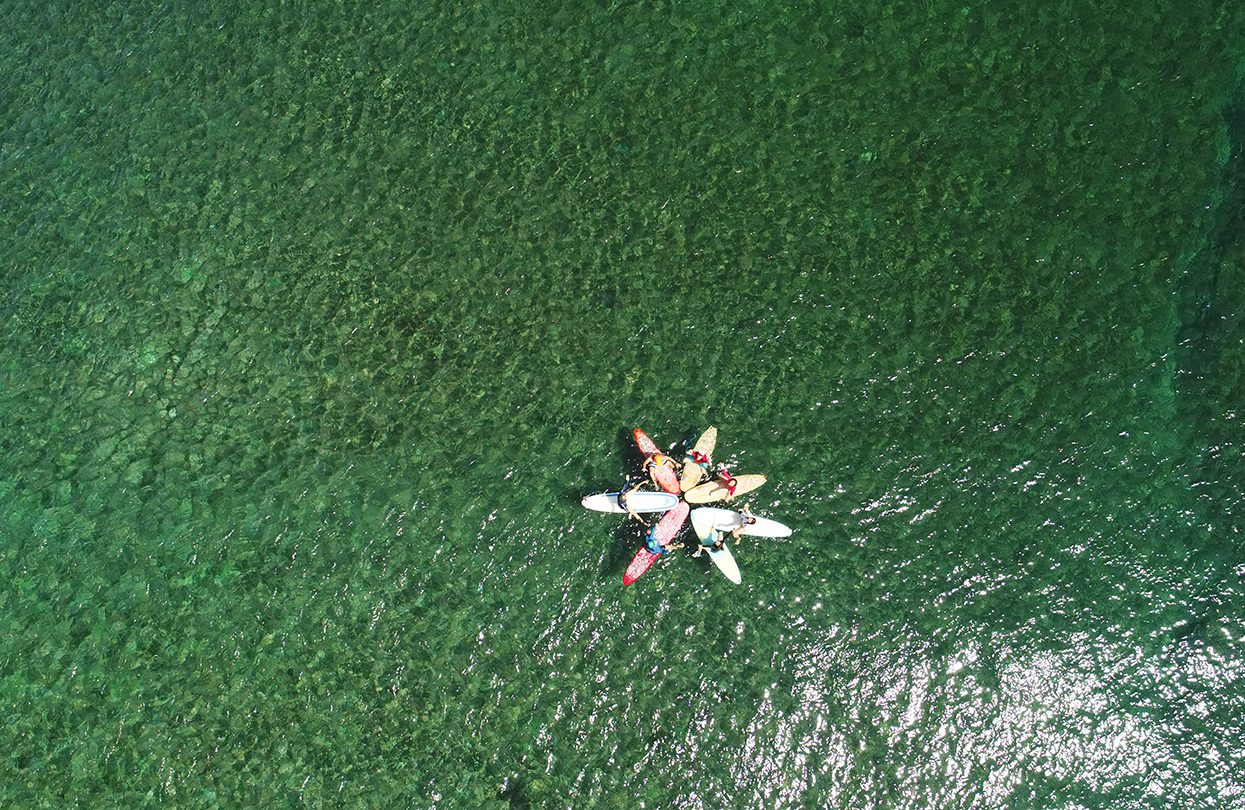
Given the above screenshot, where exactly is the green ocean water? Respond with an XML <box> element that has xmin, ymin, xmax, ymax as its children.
<box><xmin>2</xmin><ymin>0</ymin><xmax>1244</xmax><ymax>806</ymax></box>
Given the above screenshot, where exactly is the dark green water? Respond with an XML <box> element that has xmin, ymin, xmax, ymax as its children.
<box><xmin>2</xmin><ymin>1</ymin><xmax>1243</xmax><ymax>806</ymax></box>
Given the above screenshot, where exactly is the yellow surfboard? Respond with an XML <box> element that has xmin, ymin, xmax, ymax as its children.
<box><xmin>684</xmin><ymin>473</ymin><xmax>767</xmax><ymax>504</ymax></box>
<box><xmin>678</xmin><ymin>426</ymin><xmax>718</xmax><ymax>491</ymax></box>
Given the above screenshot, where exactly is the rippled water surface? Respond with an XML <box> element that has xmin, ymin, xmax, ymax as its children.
<box><xmin>2</xmin><ymin>1</ymin><xmax>1243</xmax><ymax>807</ymax></box>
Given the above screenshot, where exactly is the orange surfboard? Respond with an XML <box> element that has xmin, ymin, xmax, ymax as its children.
<box><xmin>633</xmin><ymin>428</ymin><xmax>680</xmax><ymax>494</ymax></box>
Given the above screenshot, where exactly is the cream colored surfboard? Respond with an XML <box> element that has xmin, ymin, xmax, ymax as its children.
<box><xmin>678</xmin><ymin>426</ymin><xmax>718</xmax><ymax>491</ymax></box>
<box><xmin>683</xmin><ymin>473</ymin><xmax>767</xmax><ymax>504</ymax></box>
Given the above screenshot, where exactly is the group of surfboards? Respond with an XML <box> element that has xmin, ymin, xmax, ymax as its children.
<box><xmin>580</xmin><ymin>426</ymin><xmax>793</xmax><ymax>585</ymax></box>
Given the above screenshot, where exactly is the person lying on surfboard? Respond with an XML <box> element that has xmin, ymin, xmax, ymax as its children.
<box><xmin>729</xmin><ymin>505</ymin><xmax>758</xmax><ymax>539</ymax></box>
<box><xmin>644</xmin><ymin>453</ymin><xmax>677</xmax><ymax>474</ymax></box>
<box><xmin>716</xmin><ymin>467</ymin><xmax>740</xmax><ymax>498</ymax></box>
<box><xmin>644</xmin><ymin>524</ymin><xmax>684</xmax><ymax>555</ymax></box>
<box><xmin>691</xmin><ymin>529</ymin><xmax>725</xmax><ymax>557</ymax></box>
<box><xmin>616</xmin><ymin>481</ymin><xmax>649</xmax><ymax>527</ymax></box>
<box><xmin>684</xmin><ymin>448</ymin><xmax>712</xmax><ymax>473</ymax></box>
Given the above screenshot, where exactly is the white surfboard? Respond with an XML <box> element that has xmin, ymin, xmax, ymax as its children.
<box><xmin>706</xmin><ymin>542</ymin><xmax>741</xmax><ymax>584</ymax></box>
<box><xmin>581</xmin><ymin>491</ymin><xmax>680</xmax><ymax>514</ymax></box>
<box><xmin>690</xmin><ymin>506</ymin><xmax>791</xmax><ymax>538</ymax></box>
<box><xmin>691</xmin><ymin>515</ymin><xmax>742</xmax><ymax>584</ymax></box>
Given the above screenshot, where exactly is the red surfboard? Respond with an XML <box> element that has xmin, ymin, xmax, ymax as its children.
<box><xmin>633</xmin><ymin>428</ymin><xmax>680</xmax><ymax>494</ymax></box>
<box><xmin>623</xmin><ymin>501</ymin><xmax>689</xmax><ymax>585</ymax></box>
